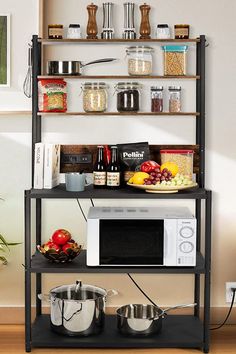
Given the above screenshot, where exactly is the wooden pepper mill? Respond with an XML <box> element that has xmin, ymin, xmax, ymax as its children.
<box><xmin>139</xmin><ymin>3</ymin><xmax>151</xmax><ymax>39</ymax></box>
<box><xmin>86</xmin><ymin>3</ymin><xmax>98</xmax><ymax>39</ymax></box>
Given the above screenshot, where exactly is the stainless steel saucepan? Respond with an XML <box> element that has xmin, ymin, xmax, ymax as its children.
<box><xmin>47</xmin><ymin>58</ymin><xmax>117</xmax><ymax>76</ymax></box>
<box><xmin>117</xmin><ymin>303</ymin><xmax>196</xmax><ymax>336</ymax></box>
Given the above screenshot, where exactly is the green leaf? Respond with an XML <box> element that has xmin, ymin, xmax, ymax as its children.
<box><xmin>0</xmin><ymin>256</ymin><xmax>8</xmax><ymax>265</ymax></box>
<box><xmin>0</xmin><ymin>245</ymin><xmax>6</xmax><ymax>252</ymax></box>
<box><xmin>0</xmin><ymin>235</ymin><xmax>9</xmax><ymax>251</ymax></box>
<box><xmin>0</xmin><ymin>242</ymin><xmax>21</xmax><ymax>246</ymax></box>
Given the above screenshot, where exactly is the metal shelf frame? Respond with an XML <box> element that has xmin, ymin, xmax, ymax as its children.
<box><xmin>25</xmin><ymin>35</ymin><xmax>211</xmax><ymax>353</ymax></box>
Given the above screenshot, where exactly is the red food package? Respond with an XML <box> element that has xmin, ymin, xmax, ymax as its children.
<box><xmin>38</xmin><ymin>79</ymin><xmax>67</xmax><ymax>112</ymax></box>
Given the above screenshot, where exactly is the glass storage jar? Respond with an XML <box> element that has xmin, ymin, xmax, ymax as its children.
<box><xmin>48</xmin><ymin>24</ymin><xmax>63</xmax><ymax>39</ymax></box>
<box><xmin>160</xmin><ymin>149</ymin><xmax>194</xmax><ymax>179</ymax></box>
<box><xmin>67</xmin><ymin>24</ymin><xmax>81</xmax><ymax>39</ymax></box>
<box><xmin>82</xmin><ymin>82</ymin><xmax>108</xmax><ymax>112</ymax></box>
<box><xmin>168</xmin><ymin>86</ymin><xmax>181</xmax><ymax>112</ymax></box>
<box><xmin>115</xmin><ymin>82</ymin><xmax>142</xmax><ymax>112</ymax></box>
<box><xmin>174</xmin><ymin>24</ymin><xmax>190</xmax><ymax>39</ymax></box>
<box><xmin>162</xmin><ymin>45</ymin><xmax>188</xmax><ymax>76</ymax></box>
<box><xmin>126</xmin><ymin>46</ymin><xmax>154</xmax><ymax>76</ymax></box>
<box><xmin>156</xmin><ymin>24</ymin><xmax>170</xmax><ymax>39</ymax></box>
<box><xmin>151</xmin><ymin>86</ymin><xmax>163</xmax><ymax>112</ymax></box>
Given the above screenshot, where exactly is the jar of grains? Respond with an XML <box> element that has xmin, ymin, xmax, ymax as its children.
<box><xmin>126</xmin><ymin>46</ymin><xmax>154</xmax><ymax>76</ymax></box>
<box><xmin>162</xmin><ymin>45</ymin><xmax>188</xmax><ymax>76</ymax></box>
<box><xmin>168</xmin><ymin>86</ymin><xmax>181</xmax><ymax>112</ymax></box>
<box><xmin>115</xmin><ymin>82</ymin><xmax>142</xmax><ymax>112</ymax></box>
<box><xmin>151</xmin><ymin>86</ymin><xmax>163</xmax><ymax>112</ymax></box>
<box><xmin>160</xmin><ymin>149</ymin><xmax>194</xmax><ymax>179</ymax></box>
<box><xmin>82</xmin><ymin>82</ymin><xmax>108</xmax><ymax>112</ymax></box>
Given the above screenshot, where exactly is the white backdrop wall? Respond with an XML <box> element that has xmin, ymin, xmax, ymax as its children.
<box><xmin>0</xmin><ymin>0</ymin><xmax>236</xmax><ymax>315</ymax></box>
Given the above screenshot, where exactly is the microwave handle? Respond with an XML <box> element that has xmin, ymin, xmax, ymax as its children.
<box><xmin>164</xmin><ymin>227</ymin><xmax>169</xmax><ymax>258</ymax></box>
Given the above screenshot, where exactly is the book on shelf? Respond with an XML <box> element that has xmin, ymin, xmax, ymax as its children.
<box><xmin>33</xmin><ymin>143</ymin><xmax>61</xmax><ymax>189</ymax></box>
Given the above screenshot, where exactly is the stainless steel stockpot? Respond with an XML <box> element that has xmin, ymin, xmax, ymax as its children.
<box><xmin>116</xmin><ymin>303</ymin><xmax>196</xmax><ymax>336</ymax></box>
<box><xmin>39</xmin><ymin>281</ymin><xmax>117</xmax><ymax>336</ymax></box>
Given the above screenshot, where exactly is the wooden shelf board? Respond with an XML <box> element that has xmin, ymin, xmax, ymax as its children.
<box><xmin>40</xmin><ymin>38</ymin><xmax>200</xmax><ymax>44</ymax></box>
<box><xmin>0</xmin><ymin>111</ymin><xmax>31</xmax><ymax>115</ymax></box>
<box><xmin>38</xmin><ymin>75</ymin><xmax>200</xmax><ymax>80</ymax></box>
<box><xmin>38</xmin><ymin>112</ymin><xmax>200</xmax><ymax>116</ymax></box>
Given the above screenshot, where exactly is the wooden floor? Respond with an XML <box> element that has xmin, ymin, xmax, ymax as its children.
<box><xmin>0</xmin><ymin>325</ymin><xmax>235</xmax><ymax>354</ymax></box>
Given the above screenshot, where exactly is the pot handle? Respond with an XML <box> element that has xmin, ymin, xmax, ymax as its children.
<box><xmin>38</xmin><ymin>294</ymin><xmax>50</xmax><ymax>302</ymax></box>
<box><xmin>163</xmin><ymin>303</ymin><xmax>197</xmax><ymax>315</ymax></box>
<box><xmin>82</xmin><ymin>58</ymin><xmax>117</xmax><ymax>67</ymax></box>
<box><xmin>106</xmin><ymin>289</ymin><xmax>119</xmax><ymax>298</ymax></box>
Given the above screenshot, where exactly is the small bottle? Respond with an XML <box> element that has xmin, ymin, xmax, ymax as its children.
<box><xmin>168</xmin><ymin>86</ymin><xmax>181</xmax><ymax>113</ymax></box>
<box><xmin>151</xmin><ymin>86</ymin><xmax>163</xmax><ymax>112</ymax></box>
<box><xmin>106</xmin><ymin>146</ymin><xmax>120</xmax><ymax>189</ymax></box>
<box><xmin>93</xmin><ymin>146</ymin><xmax>106</xmax><ymax>189</ymax></box>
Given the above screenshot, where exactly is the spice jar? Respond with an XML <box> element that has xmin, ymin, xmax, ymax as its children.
<box><xmin>162</xmin><ymin>45</ymin><xmax>188</xmax><ymax>76</ymax></box>
<box><xmin>126</xmin><ymin>46</ymin><xmax>154</xmax><ymax>76</ymax></box>
<box><xmin>174</xmin><ymin>24</ymin><xmax>190</xmax><ymax>39</ymax></box>
<box><xmin>115</xmin><ymin>82</ymin><xmax>142</xmax><ymax>112</ymax></box>
<box><xmin>67</xmin><ymin>24</ymin><xmax>81</xmax><ymax>39</ymax></box>
<box><xmin>168</xmin><ymin>86</ymin><xmax>181</xmax><ymax>113</ymax></box>
<box><xmin>48</xmin><ymin>24</ymin><xmax>63</xmax><ymax>39</ymax></box>
<box><xmin>151</xmin><ymin>86</ymin><xmax>163</xmax><ymax>112</ymax></box>
<box><xmin>156</xmin><ymin>24</ymin><xmax>170</xmax><ymax>39</ymax></box>
<box><xmin>82</xmin><ymin>82</ymin><xmax>108</xmax><ymax>112</ymax></box>
<box><xmin>160</xmin><ymin>149</ymin><xmax>194</xmax><ymax>179</ymax></box>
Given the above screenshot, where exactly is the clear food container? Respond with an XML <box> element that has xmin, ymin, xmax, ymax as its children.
<box><xmin>82</xmin><ymin>82</ymin><xmax>108</xmax><ymax>112</ymax></box>
<box><xmin>168</xmin><ymin>86</ymin><xmax>181</xmax><ymax>112</ymax></box>
<box><xmin>160</xmin><ymin>149</ymin><xmax>194</xmax><ymax>179</ymax></box>
<box><xmin>126</xmin><ymin>46</ymin><xmax>154</xmax><ymax>76</ymax></box>
<box><xmin>115</xmin><ymin>82</ymin><xmax>142</xmax><ymax>112</ymax></box>
<box><xmin>162</xmin><ymin>45</ymin><xmax>188</xmax><ymax>76</ymax></box>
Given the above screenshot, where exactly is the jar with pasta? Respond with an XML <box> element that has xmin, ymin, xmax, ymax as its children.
<box><xmin>126</xmin><ymin>46</ymin><xmax>154</xmax><ymax>76</ymax></box>
<box><xmin>82</xmin><ymin>82</ymin><xmax>108</xmax><ymax>112</ymax></box>
<box><xmin>162</xmin><ymin>45</ymin><xmax>188</xmax><ymax>76</ymax></box>
<box><xmin>160</xmin><ymin>149</ymin><xmax>194</xmax><ymax>179</ymax></box>
<box><xmin>168</xmin><ymin>86</ymin><xmax>181</xmax><ymax>112</ymax></box>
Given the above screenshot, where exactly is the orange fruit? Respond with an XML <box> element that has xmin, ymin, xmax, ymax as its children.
<box><xmin>161</xmin><ymin>162</ymin><xmax>179</xmax><ymax>177</ymax></box>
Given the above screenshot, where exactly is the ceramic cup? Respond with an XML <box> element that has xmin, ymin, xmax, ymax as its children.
<box><xmin>65</xmin><ymin>173</ymin><xmax>90</xmax><ymax>192</ymax></box>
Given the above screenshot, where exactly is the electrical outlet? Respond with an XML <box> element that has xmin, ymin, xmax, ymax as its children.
<box><xmin>225</xmin><ymin>282</ymin><xmax>236</xmax><ymax>303</ymax></box>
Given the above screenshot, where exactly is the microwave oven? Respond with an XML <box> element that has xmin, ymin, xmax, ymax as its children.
<box><xmin>86</xmin><ymin>207</ymin><xmax>196</xmax><ymax>267</ymax></box>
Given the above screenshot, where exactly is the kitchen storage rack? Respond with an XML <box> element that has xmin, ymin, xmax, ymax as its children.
<box><xmin>25</xmin><ymin>34</ymin><xmax>211</xmax><ymax>353</ymax></box>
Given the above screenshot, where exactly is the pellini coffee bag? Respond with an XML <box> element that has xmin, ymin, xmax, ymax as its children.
<box><xmin>117</xmin><ymin>142</ymin><xmax>150</xmax><ymax>183</ymax></box>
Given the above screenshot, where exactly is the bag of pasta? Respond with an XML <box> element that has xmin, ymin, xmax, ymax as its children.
<box><xmin>38</xmin><ymin>79</ymin><xmax>67</xmax><ymax>112</ymax></box>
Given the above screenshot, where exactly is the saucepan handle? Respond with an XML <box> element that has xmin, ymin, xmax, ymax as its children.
<box><xmin>106</xmin><ymin>289</ymin><xmax>119</xmax><ymax>298</ymax></box>
<box><xmin>38</xmin><ymin>294</ymin><xmax>50</xmax><ymax>302</ymax></box>
<box><xmin>163</xmin><ymin>303</ymin><xmax>197</xmax><ymax>315</ymax></box>
<box><xmin>82</xmin><ymin>58</ymin><xmax>117</xmax><ymax>67</ymax></box>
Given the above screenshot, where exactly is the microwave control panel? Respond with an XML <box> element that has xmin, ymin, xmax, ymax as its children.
<box><xmin>177</xmin><ymin>219</ymin><xmax>196</xmax><ymax>266</ymax></box>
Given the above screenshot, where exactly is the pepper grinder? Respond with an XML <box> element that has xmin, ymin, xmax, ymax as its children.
<box><xmin>101</xmin><ymin>2</ymin><xmax>114</xmax><ymax>39</ymax></box>
<box><xmin>123</xmin><ymin>2</ymin><xmax>136</xmax><ymax>40</ymax></box>
<box><xmin>139</xmin><ymin>3</ymin><xmax>151</xmax><ymax>39</ymax></box>
<box><xmin>86</xmin><ymin>3</ymin><xmax>98</xmax><ymax>39</ymax></box>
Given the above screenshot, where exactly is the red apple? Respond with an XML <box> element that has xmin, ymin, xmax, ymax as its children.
<box><xmin>43</xmin><ymin>241</ymin><xmax>60</xmax><ymax>253</ymax></box>
<box><xmin>62</xmin><ymin>242</ymin><xmax>75</xmax><ymax>254</ymax></box>
<box><xmin>51</xmin><ymin>229</ymin><xmax>71</xmax><ymax>246</ymax></box>
<box><xmin>141</xmin><ymin>161</ymin><xmax>160</xmax><ymax>173</ymax></box>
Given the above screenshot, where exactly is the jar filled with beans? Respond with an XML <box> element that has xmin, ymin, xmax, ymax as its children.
<box><xmin>126</xmin><ymin>46</ymin><xmax>154</xmax><ymax>76</ymax></box>
<box><xmin>162</xmin><ymin>45</ymin><xmax>188</xmax><ymax>76</ymax></box>
<box><xmin>160</xmin><ymin>149</ymin><xmax>194</xmax><ymax>179</ymax></box>
<box><xmin>82</xmin><ymin>82</ymin><xmax>108</xmax><ymax>112</ymax></box>
<box><xmin>115</xmin><ymin>82</ymin><xmax>142</xmax><ymax>112</ymax></box>
<box><xmin>168</xmin><ymin>86</ymin><xmax>181</xmax><ymax>112</ymax></box>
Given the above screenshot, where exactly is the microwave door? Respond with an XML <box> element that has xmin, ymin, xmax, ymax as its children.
<box><xmin>99</xmin><ymin>219</ymin><xmax>164</xmax><ymax>266</ymax></box>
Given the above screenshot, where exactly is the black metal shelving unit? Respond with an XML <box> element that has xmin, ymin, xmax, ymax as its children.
<box><xmin>25</xmin><ymin>34</ymin><xmax>211</xmax><ymax>353</ymax></box>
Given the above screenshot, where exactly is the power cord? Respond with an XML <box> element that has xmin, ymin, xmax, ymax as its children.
<box><xmin>76</xmin><ymin>199</ymin><xmax>87</xmax><ymax>222</ymax></box>
<box><xmin>211</xmin><ymin>288</ymin><xmax>236</xmax><ymax>330</ymax></box>
<box><xmin>127</xmin><ymin>273</ymin><xmax>157</xmax><ymax>307</ymax></box>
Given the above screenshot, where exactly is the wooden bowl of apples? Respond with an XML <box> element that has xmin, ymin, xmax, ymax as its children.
<box><xmin>37</xmin><ymin>229</ymin><xmax>82</xmax><ymax>263</ymax></box>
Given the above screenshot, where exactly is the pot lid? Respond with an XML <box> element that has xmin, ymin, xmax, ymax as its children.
<box><xmin>51</xmin><ymin>281</ymin><xmax>107</xmax><ymax>301</ymax></box>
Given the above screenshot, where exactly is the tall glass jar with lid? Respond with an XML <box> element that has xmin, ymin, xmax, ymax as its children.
<box><xmin>82</xmin><ymin>82</ymin><xmax>108</xmax><ymax>112</ymax></box>
<box><xmin>115</xmin><ymin>82</ymin><xmax>142</xmax><ymax>112</ymax></box>
<box><xmin>168</xmin><ymin>86</ymin><xmax>182</xmax><ymax>112</ymax></box>
<box><xmin>126</xmin><ymin>46</ymin><xmax>154</xmax><ymax>76</ymax></box>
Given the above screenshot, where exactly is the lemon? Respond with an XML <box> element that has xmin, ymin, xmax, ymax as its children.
<box><xmin>161</xmin><ymin>162</ymin><xmax>179</xmax><ymax>177</ymax></box>
<box><xmin>130</xmin><ymin>172</ymin><xmax>150</xmax><ymax>185</ymax></box>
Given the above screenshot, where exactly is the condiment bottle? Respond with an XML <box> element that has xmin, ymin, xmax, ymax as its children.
<box><xmin>106</xmin><ymin>146</ymin><xmax>120</xmax><ymax>189</ymax></box>
<box><xmin>93</xmin><ymin>146</ymin><xmax>106</xmax><ymax>188</ymax></box>
<box><xmin>151</xmin><ymin>86</ymin><xmax>163</xmax><ymax>112</ymax></box>
<box><xmin>48</xmin><ymin>24</ymin><xmax>63</xmax><ymax>39</ymax></box>
<box><xmin>174</xmin><ymin>24</ymin><xmax>190</xmax><ymax>39</ymax></box>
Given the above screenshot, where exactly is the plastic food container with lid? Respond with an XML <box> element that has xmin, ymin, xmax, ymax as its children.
<box><xmin>82</xmin><ymin>82</ymin><xmax>108</xmax><ymax>112</ymax></box>
<box><xmin>126</xmin><ymin>46</ymin><xmax>154</xmax><ymax>76</ymax></box>
<box><xmin>115</xmin><ymin>82</ymin><xmax>142</xmax><ymax>112</ymax></box>
<box><xmin>162</xmin><ymin>45</ymin><xmax>188</xmax><ymax>76</ymax></box>
<box><xmin>160</xmin><ymin>149</ymin><xmax>194</xmax><ymax>179</ymax></box>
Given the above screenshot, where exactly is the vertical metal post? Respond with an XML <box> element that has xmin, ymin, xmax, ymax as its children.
<box><xmin>194</xmin><ymin>199</ymin><xmax>201</xmax><ymax>317</ymax></box>
<box><xmin>203</xmin><ymin>191</ymin><xmax>212</xmax><ymax>353</ymax></box>
<box><xmin>199</xmin><ymin>35</ymin><xmax>206</xmax><ymax>188</ymax></box>
<box><xmin>25</xmin><ymin>191</ymin><xmax>32</xmax><ymax>352</ymax></box>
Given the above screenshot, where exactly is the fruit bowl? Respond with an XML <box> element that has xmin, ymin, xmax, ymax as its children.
<box><xmin>37</xmin><ymin>243</ymin><xmax>82</xmax><ymax>263</ymax></box>
<box><xmin>127</xmin><ymin>182</ymin><xmax>198</xmax><ymax>194</ymax></box>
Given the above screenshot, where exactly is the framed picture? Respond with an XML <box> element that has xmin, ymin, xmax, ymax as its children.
<box><xmin>0</xmin><ymin>14</ymin><xmax>10</xmax><ymax>87</ymax></box>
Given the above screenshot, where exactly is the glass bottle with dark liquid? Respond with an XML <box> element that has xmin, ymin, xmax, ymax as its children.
<box><xmin>106</xmin><ymin>146</ymin><xmax>120</xmax><ymax>189</ymax></box>
<box><xmin>93</xmin><ymin>146</ymin><xmax>106</xmax><ymax>189</ymax></box>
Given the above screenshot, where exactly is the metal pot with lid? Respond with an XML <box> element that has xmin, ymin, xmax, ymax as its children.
<box><xmin>38</xmin><ymin>281</ymin><xmax>117</xmax><ymax>336</ymax></box>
